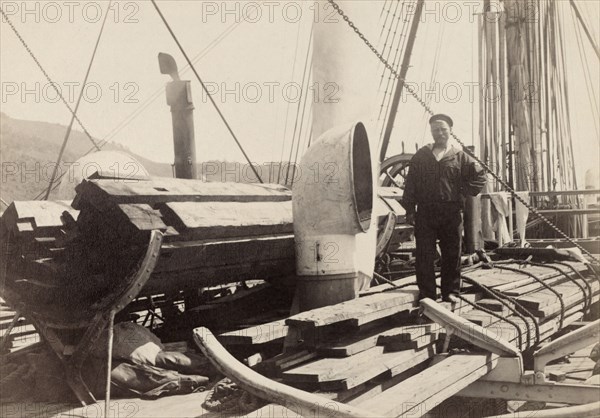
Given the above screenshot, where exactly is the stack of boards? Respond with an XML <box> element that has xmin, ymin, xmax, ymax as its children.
<box><xmin>217</xmin><ymin>260</ymin><xmax>597</xmax><ymax>417</ymax></box>
<box><xmin>0</xmin><ymin>177</ymin><xmax>296</xmax><ymax>309</ymax></box>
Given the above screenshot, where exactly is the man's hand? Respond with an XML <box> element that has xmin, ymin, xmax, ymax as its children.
<box><xmin>406</xmin><ymin>213</ymin><xmax>415</xmax><ymax>226</ymax></box>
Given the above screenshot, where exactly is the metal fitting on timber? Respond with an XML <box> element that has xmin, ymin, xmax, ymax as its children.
<box><xmin>292</xmin><ymin>122</ymin><xmax>376</xmax><ymax>312</ymax></box>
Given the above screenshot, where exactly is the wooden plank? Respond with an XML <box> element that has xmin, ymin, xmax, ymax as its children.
<box><xmin>526</xmin><ymin>282</ymin><xmax>599</xmax><ymax>318</ymax></box>
<box><xmin>118</xmin><ymin>203</ymin><xmax>168</xmax><ymax>231</ymax></box>
<box><xmin>161</xmin><ymin>201</ymin><xmax>292</xmax><ymax>239</ymax></box>
<box><xmin>377</xmin><ymin>323</ymin><xmax>440</xmax><ymax>345</ymax></box>
<box><xmin>476</xmin><ymin>298</ymin><xmax>514</xmax><ymax>315</ymax></box>
<box><xmin>340</xmin><ymin>361</ymin><xmax>430</xmax><ymax>405</ymax></box>
<box><xmin>463</xmin><ymin>264</ymin><xmax>562</xmax><ymax>288</ymax></box>
<box><xmin>286</xmin><ymin>289</ymin><xmax>420</xmax><ymax>329</ymax></box>
<box><xmin>282</xmin><ymin>347</ymin><xmax>385</xmax><ymax>383</ymax></box>
<box><xmin>517</xmin><ymin>280</ymin><xmax>596</xmax><ymax>310</ymax></box>
<box><xmin>193</xmin><ymin>327</ymin><xmax>378</xmax><ymax>418</ymax></box>
<box><xmin>358</xmin><ymin>353</ymin><xmax>499</xmax><ymax>417</ymax></box>
<box><xmin>516</xmin><ymin>283</ymin><xmax>581</xmax><ymax>309</ymax></box>
<box><xmin>0</xmin><ymin>200</ymin><xmax>78</xmax><ymax>238</ymax></box>
<box><xmin>461</xmin><ymin>311</ymin><xmax>501</xmax><ymax>327</ymax></box>
<box><xmin>313</xmin><ymin>295</ymin><xmax>476</xmax><ymax>357</ymax></box>
<box><xmin>503</xmin><ymin>275</ymin><xmax>565</xmax><ymax>296</ymax></box>
<box><xmin>154</xmin><ymin>234</ymin><xmax>294</xmax><ymax>272</ymax></box>
<box><xmin>0</xmin><ymin>323</ymin><xmax>36</xmax><ymax>339</ymax></box>
<box><xmin>383</xmin><ymin>332</ymin><xmax>439</xmax><ymax>351</ymax></box>
<box><xmin>320</xmin><ymin>344</ymin><xmax>436</xmax><ymax>391</ymax></box>
<box><xmin>254</xmin><ymin>350</ymin><xmax>320</xmax><ymax>377</ymax></box>
<box><xmin>74</xmin><ymin>178</ymin><xmax>291</xmax><ymax>211</ymax></box>
<box><xmin>315</xmin><ymin>318</ymin><xmax>440</xmax><ymax>358</ymax></box>
<box><xmin>218</xmin><ymin>319</ymin><xmax>289</xmax><ymax>345</ymax></box>
<box><xmin>316</xmin><ymin>322</ymin><xmax>396</xmax><ymax>358</ymax></box>
<box><xmin>143</xmin><ymin>235</ymin><xmax>296</xmax><ymax>295</ymax></box>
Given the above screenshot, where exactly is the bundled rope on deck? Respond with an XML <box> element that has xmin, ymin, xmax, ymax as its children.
<box><xmin>202</xmin><ymin>377</ymin><xmax>265</xmax><ymax>414</ymax></box>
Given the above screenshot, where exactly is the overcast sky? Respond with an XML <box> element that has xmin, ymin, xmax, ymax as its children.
<box><xmin>1</xmin><ymin>0</ymin><xmax>598</xmax><ymax>184</ymax></box>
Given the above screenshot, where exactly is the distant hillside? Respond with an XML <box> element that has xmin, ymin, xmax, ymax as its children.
<box><xmin>0</xmin><ymin>112</ymin><xmax>175</xmax><ymax>204</ymax></box>
<box><xmin>0</xmin><ymin>113</ymin><xmax>287</xmax><ymax>206</ymax></box>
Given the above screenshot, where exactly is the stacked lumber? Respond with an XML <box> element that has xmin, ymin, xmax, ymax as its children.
<box><xmin>215</xmin><ymin>260</ymin><xmax>596</xmax><ymax>415</ymax></box>
<box><xmin>0</xmin><ymin>300</ymin><xmax>38</xmax><ymax>352</ymax></box>
<box><xmin>0</xmin><ymin>178</ymin><xmax>298</xmax><ymax>309</ymax></box>
<box><xmin>0</xmin><ymin>200</ymin><xmax>78</xmax><ymax>263</ymax></box>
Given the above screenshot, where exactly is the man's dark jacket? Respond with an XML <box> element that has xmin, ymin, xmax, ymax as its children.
<box><xmin>401</xmin><ymin>145</ymin><xmax>487</xmax><ymax>214</ymax></box>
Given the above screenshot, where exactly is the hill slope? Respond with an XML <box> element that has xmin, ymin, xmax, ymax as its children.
<box><xmin>0</xmin><ymin>113</ymin><xmax>280</xmax><ymax>206</ymax></box>
<box><xmin>0</xmin><ymin>112</ymin><xmax>173</xmax><ymax>203</ymax></box>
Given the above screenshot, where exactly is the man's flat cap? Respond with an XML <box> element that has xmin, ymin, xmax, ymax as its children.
<box><xmin>428</xmin><ymin>114</ymin><xmax>453</xmax><ymax>127</ymax></box>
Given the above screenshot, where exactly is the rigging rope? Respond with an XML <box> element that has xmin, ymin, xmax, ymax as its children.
<box><xmin>376</xmin><ymin>0</ymin><xmax>405</xmax><ymax>129</ymax></box>
<box><xmin>290</xmin><ymin>65</ymin><xmax>313</xmax><ymax>188</ymax></box>
<box><xmin>0</xmin><ymin>7</ymin><xmax>100</xmax><ymax>151</ymax></box>
<box><xmin>377</xmin><ymin>1</ymin><xmax>410</xmax><ymax>130</ymax></box>
<box><xmin>492</xmin><ymin>263</ymin><xmax>566</xmax><ymax>329</ymax></box>
<box><xmin>151</xmin><ymin>0</ymin><xmax>263</xmax><ymax>183</ymax></box>
<box><xmin>285</xmin><ymin>25</ymin><xmax>313</xmax><ymax>186</ymax></box>
<box><xmin>419</xmin><ymin>20</ymin><xmax>446</xmax><ymax>142</ymax></box>
<box><xmin>570</xmin><ymin>6</ymin><xmax>600</xmax><ymax>141</ymax></box>
<box><xmin>378</xmin><ymin>2</ymin><xmax>411</xmax><ymax>142</ymax></box>
<box><xmin>518</xmin><ymin>260</ymin><xmax>592</xmax><ymax>314</ymax></box>
<box><xmin>326</xmin><ymin>0</ymin><xmax>600</xmax><ymax>264</ymax></box>
<box><xmin>33</xmin><ymin>19</ymin><xmax>243</xmax><ymax>200</ymax></box>
<box><xmin>97</xmin><ymin>20</ymin><xmax>243</xmax><ymax>151</ymax></box>
<box><xmin>460</xmin><ymin>275</ymin><xmax>539</xmax><ymax>349</ymax></box>
<box><xmin>378</xmin><ymin>0</ymin><xmax>393</xmax><ymax>37</ymax></box>
<box><xmin>377</xmin><ymin>0</ymin><xmax>402</xmax><ymax>92</ymax></box>
<box><xmin>277</xmin><ymin>20</ymin><xmax>303</xmax><ymax>185</ymax></box>
<box><xmin>43</xmin><ymin>0</ymin><xmax>112</xmax><ymax>200</ymax></box>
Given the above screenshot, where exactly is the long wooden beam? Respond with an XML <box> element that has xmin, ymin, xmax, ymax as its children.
<box><xmin>459</xmin><ymin>381</ymin><xmax>600</xmax><ymax>405</ymax></box>
<box><xmin>358</xmin><ymin>353</ymin><xmax>499</xmax><ymax>417</ymax></box>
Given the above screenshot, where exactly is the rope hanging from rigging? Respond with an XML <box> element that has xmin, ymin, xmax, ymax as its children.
<box><xmin>43</xmin><ymin>0</ymin><xmax>113</xmax><ymax>200</ymax></box>
<box><xmin>33</xmin><ymin>21</ymin><xmax>245</xmax><ymax>200</ymax></box>
<box><xmin>284</xmin><ymin>25</ymin><xmax>313</xmax><ymax>187</ymax></box>
<box><xmin>0</xmin><ymin>6</ymin><xmax>100</xmax><ymax>152</ymax></box>
<box><xmin>326</xmin><ymin>0</ymin><xmax>600</xmax><ymax>265</ymax></box>
<box><xmin>277</xmin><ymin>20</ymin><xmax>303</xmax><ymax>185</ymax></box>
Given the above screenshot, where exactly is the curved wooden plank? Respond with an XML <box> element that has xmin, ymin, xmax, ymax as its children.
<box><xmin>193</xmin><ymin>327</ymin><xmax>380</xmax><ymax>418</ymax></box>
<box><xmin>420</xmin><ymin>298</ymin><xmax>521</xmax><ymax>357</ymax></box>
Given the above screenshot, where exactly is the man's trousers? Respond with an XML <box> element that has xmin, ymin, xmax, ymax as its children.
<box><xmin>414</xmin><ymin>203</ymin><xmax>463</xmax><ymax>301</ymax></box>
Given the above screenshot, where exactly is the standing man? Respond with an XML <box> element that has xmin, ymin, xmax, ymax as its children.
<box><xmin>402</xmin><ymin>114</ymin><xmax>486</xmax><ymax>303</ymax></box>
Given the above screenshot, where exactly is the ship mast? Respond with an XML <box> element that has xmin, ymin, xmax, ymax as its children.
<box><xmin>379</xmin><ymin>0</ymin><xmax>425</xmax><ymax>162</ymax></box>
